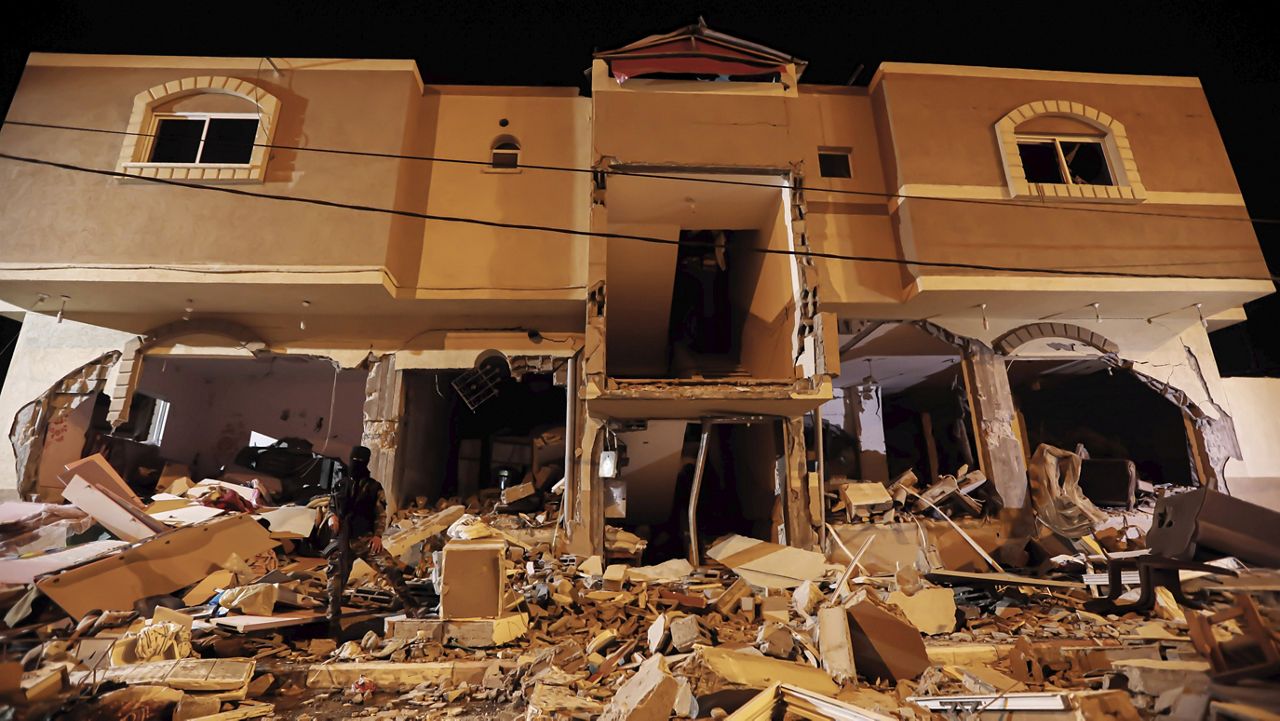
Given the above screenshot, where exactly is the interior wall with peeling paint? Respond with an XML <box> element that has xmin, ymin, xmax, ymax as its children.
<box><xmin>134</xmin><ymin>355</ymin><xmax>367</xmax><ymax>479</ymax></box>
<box><xmin>0</xmin><ymin>309</ymin><xmax>134</xmax><ymax>499</ymax></box>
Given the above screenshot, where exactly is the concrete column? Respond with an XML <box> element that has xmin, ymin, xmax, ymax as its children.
<box><xmin>362</xmin><ymin>353</ymin><xmax>405</xmax><ymax>510</ymax></box>
<box><xmin>959</xmin><ymin>343</ymin><xmax>1029</xmax><ymax>509</ymax></box>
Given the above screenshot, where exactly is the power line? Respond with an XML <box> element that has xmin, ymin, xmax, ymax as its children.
<box><xmin>5</xmin><ymin>118</ymin><xmax>1278</xmax><ymax>227</ymax></box>
<box><xmin>0</xmin><ymin>150</ymin><xmax>1275</xmax><ymax>285</ymax></box>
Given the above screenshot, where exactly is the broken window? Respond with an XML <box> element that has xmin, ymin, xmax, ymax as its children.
<box><xmin>817</xmin><ymin>149</ymin><xmax>852</xmax><ymax>178</ymax></box>
<box><xmin>149</xmin><ymin>115</ymin><xmax>259</xmax><ymax>164</ymax></box>
<box><xmin>490</xmin><ymin>139</ymin><xmax>520</xmax><ymax>170</ymax></box>
<box><xmin>1016</xmin><ymin>136</ymin><xmax>1114</xmax><ymax>186</ymax></box>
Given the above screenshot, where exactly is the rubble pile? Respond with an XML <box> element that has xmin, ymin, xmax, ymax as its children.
<box><xmin>2</xmin><ymin>445</ymin><xmax>1279</xmax><ymax>720</ymax></box>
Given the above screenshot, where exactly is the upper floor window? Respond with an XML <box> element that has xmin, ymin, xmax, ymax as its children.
<box><xmin>490</xmin><ymin>137</ymin><xmax>521</xmax><ymax>170</ymax></box>
<box><xmin>817</xmin><ymin>147</ymin><xmax>852</xmax><ymax>178</ymax></box>
<box><xmin>149</xmin><ymin>114</ymin><xmax>260</xmax><ymax>165</ymax></box>
<box><xmin>1015</xmin><ymin>135</ymin><xmax>1113</xmax><ymax>186</ymax></box>
<box><xmin>116</xmin><ymin>76</ymin><xmax>280</xmax><ymax>183</ymax></box>
<box><xmin>995</xmin><ymin>100</ymin><xmax>1146</xmax><ymax>202</ymax></box>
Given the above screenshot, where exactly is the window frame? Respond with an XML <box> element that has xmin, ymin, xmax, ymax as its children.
<box><xmin>485</xmin><ymin>140</ymin><xmax>522</xmax><ymax>174</ymax></box>
<box><xmin>816</xmin><ymin>147</ymin><xmax>853</xmax><ymax>179</ymax></box>
<box><xmin>132</xmin><ymin>111</ymin><xmax>261</xmax><ymax>169</ymax></box>
<box><xmin>1014</xmin><ymin>133</ymin><xmax>1114</xmax><ymax>188</ymax></box>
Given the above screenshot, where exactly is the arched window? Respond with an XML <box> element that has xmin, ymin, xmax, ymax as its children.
<box><xmin>995</xmin><ymin>100</ymin><xmax>1146</xmax><ymax>202</ymax></box>
<box><xmin>116</xmin><ymin>76</ymin><xmax>281</xmax><ymax>183</ymax></box>
<box><xmin>490</xmin><ymin>136</ymin><xmax>521</xmax><ymax>170</ymax></box>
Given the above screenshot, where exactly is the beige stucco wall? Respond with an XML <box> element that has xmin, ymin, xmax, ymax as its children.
<box><xmin>871</xmin><ymin>69</ymin><xmax>1269</xmax><ymax>281</ymax></box>
<box><xmin>1221</xmin><ymin>377</ymin><xmax>1280</xmax><ymax>478</ymax></box>
<box><xmin>0</xmin><ymin>64</ymin><xmax>421</xmax><ymax>268</ymax></box>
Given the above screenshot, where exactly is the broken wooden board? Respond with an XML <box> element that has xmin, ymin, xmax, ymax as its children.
<box><xmin>925</xmin><ymin>644</ymin><xmax>1012</xmax><ymax>666</ymax></box>
<box><xmin>886</xmin><ymin>588</ymin><xmax>957</xmax><ymax>635</ymax></box>
<box><xmin>148</xmin><ymin>504</ymin><xmax>227</xmax><ymax>527</ymax></box>
<box><xmin>72</xmin><ymin>658</ymin><xmax>254</xmax><ymax>691</ymax></box>
<box><xmin>925</xmin><ymin>569</ymin><xmax>1085</xmax><ymax>589</ymax></box>
<box><xmin>211</xmin><ymin>609</ymin><xmax>331</xmax><ymax>633</ymax></box>
<box><xmin>60</xmin><ymin>453</ymin><xmax>142</xmax><ymax>507</ymax></box>
<box><xmin>384</xmin><ymin>504</ymin><xmax>465</xmax><ymax>559</ymax></box>
<box><xmin>62</xmin><ymin>475</ymin><xmax>167</xmax><ymax>542</ymax></box>
<box><xmin>685</xmin><ymin>645</ymin><xmax>838</xmax><ymax>696</ymax></box>
<box><xmin>183</xmin><ymin>699</ymin><xmax>273</xmax><ymax>721</ymax></box>
<box><xmin>37</xmin><ymin>514</ymin><xmax>277</xmax><ymax>619</ymax></box>
<box><xmin>183</xmin><ymin>570</ymin><xmax>236</xmax><ymax>606</ymax></box>
<box><xmin>706</xmin><ymin>534</ymin><xmax>827</xmax><ymax>589</ymax></box>
<box><xmin>305</xmin><ymin>661</ymin><xmax>501</xmax><ymax>690</ymax></box>
<box><xmin>728</xmin><ymin>682</ymin><xmax>898</xmax><ymax>721</ymax></box>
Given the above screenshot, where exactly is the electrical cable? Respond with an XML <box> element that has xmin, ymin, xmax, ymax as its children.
<box><xmin>5</xmin><ymin>118</ymin><xmax>1279</xmax><ymax>226</ymax></box>
<box><xmin>0</xmin><ymin>150</ymin><xmax>1275</xmax><ymax>284</ymax></box>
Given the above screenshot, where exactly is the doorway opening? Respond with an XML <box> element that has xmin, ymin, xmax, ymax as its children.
<box><xmin>400</xmin><ymin>368</ymin><xmax>566</xmax><ymax>507</ymax></box>
<box><xmin>609</xmin><ymin>417</ymin><xmax>783</xmax><ymax>563</ymax></box>
<box><xmin>1009</xmin><ymin>358</ymin><xmax>1194</xmax><ymax>488</ymax></box>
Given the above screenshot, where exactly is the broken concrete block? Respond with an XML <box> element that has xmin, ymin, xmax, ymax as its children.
<box><xmin>578</xmin><ymin>555</ymin><xmax>604</xmax><ymax>578</ymax></box>
<box><xmin>669</xmin><ymin>615</ymin><xmax>703</xmax><ymax>653</ymax></box>
<box><xmin>792</xmin><ymin>581</ymin><xmax>823</xmax><ymax>617</ymax></box>
<box><xmin>845</xmin><ymin>594</ymin><xmax>930</xmax><ymax>682</ymax></box>
<box><xmin>603</xmin><ymin>564</ymin><xmax>627</xmax><ymax>591</ymax></box>
<box><xmin>886</xmin><ymin>587</ymin><xmax>957</xmax><ymax>635</ymax></box>
<box><xmin>683</xmin><ymin>645</ymin><xmax>838</xmax><ymax>697</ymax></box>
<box><xmin>647</xmin><ymin>614</ymin><xmax>669</xmax><ymax>654</ymax></box>
<box><xmin>600</xmin><ymin>654</ymin><xmax>679</xmax><ymax>721</ymax></box>
<box><xmin>440</xmin><ymin>539</ymin><xmax>507</xmax><ymax>620</ymax></box>
<box><xmin>713</xmin><ymin>578</ymin><xmax>751</xmax><ymax>616</ymax></box>
<box><xmin>756</xmin><ymin>622</ymin><xmax>794</xmax><ymax>659</ymax></box>
<box><xmin>816</xmin><ymin>605</ymin><xmax>857</xmax><ymax>684</ymax></box>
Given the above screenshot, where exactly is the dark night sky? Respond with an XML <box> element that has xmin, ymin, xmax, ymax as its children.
<box><xmin>1</xmin><ymin>1</ymin><xmax>1277</xmax><ymax>371</ymax></box>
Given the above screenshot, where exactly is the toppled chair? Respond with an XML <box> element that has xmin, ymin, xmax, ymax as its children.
<box><xmin>1185</xmin><ymin>594</ymin><xmax>1280</xmax><ymax>684</ymax></box>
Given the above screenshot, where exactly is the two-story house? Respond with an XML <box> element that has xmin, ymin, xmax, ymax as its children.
<box><xmin>0</xmin><ymin>23</ymin><xmax>1274</xmax><ymax>560</ymax></box>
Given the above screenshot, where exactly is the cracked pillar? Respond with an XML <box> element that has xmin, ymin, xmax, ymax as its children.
<box><xmin>848</xmin><ymin>384</ymin><xmax>889</xmax><ymax>483</ymax></box>
<box><xmin>362</xmin><ymin>353</ymin><xmax>405</xmax><ymax>508</ymax></box>
<box><xmin>960</xmin><ymin>343</ymin><xmax>1028</xmax><ymax>509</ymax></box>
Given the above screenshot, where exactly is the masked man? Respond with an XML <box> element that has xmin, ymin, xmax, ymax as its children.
<box><xmin>326</xmin><ymin>445</ymin><xmax>423</xmax><ymax>631</ymax></box>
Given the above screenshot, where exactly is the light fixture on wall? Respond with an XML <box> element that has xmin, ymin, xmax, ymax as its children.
<box><xmin>33</xmin><ymin>293</ymin><xmax>48</xmax><ymax>309</ymax></box>
<box><xmin>855</xmin><ymin>358</ymin><xmax>880</xmax><ymax>395</ymax></box>
<box><xmin>182</xmin><ymin>299</ymin><xmax>194</xmax><ymax>322</ymax></box>
<box><xmin>1090</xmin><ymin>302</ymin><xmax>1102</xmax><ymax>323</ymax></box>
<box><xmin>300</xmin><ymin>300</ymin><xmax>311</xmax><ymax>331</ymax></box>
<box><xmin>979</xmin><ymin>303</ymin><xmax>990</xmax><ymax>331</ymax></box>
<box><xmin>1195</xmin><ymin>303</ymin><xmax>1207</xmax><ymax>330</ymax></box>
<box><xmin>56</xmin><ymin>295</ymin><xmax>70</xmax><ymax>323</ymax></box>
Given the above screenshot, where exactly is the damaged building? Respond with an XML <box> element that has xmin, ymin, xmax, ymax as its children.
<box><xmin>0</xmin><ymin>21</ymin><xmax>1278</xmax><ymax>720</ymax></box>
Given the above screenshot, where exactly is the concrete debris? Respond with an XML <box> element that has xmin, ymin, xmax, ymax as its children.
<box><xmin>2</xmin><ymin>432</ymin><xmax>1277</xmax><ymax>721</ymax></box>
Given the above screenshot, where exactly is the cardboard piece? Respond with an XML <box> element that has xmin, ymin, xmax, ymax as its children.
<box><xmin>149</xmin><ymin>504</ymin><xmax>227</xmax><ymax>526</ymax></box>
<box><xmin>157</xmin><ymin>463</ymin><xmax>192</xmax><ymax>494</ymax></box>
<box><xmin>440</xmin><ymin>539</ymin><xmax>507</xmax><ymax>619</ymax></box>
<box><xmin>886</xmin><ymin>588</ymin><xmax>957</xmax><ymax>635</ymax></box>
<box><xmin>60</xmin><ymin>454</ymin><xmax>142</xmax><ymax>507</ymax></box>
<box><xmin>830</xmin><ymin>523</ymin><xmax>932</xmax><ymax>576</ymax></box>
<box><xmin>601</xmin><ymin>654</ymin><xmax>679</xmax><ymax>721</ymax></box>
<box><xmin>255</xmin><ymin>506</ymin><xmax>318</xmax><ymax>538</ymax></box>
<box><xmin>845</xmin><ymin>596</ymin><xmax>930</xmax><ymax>682</ymax></box>
<box><xmin>62</xmin><ymin>475</ymin><xmax>168</xmax><ymax>542</ymax></box>
<box><xmin>183</xmin><ymin>570</ymin><xmax>236</xmax><ymax>606</ymax></box>
<box><xmin>37</xmin><ymin>514</ymin><xmax>278</xmax><ymax>619</ymax></box>
<box><xmin>816</xmin><ymin>605</ymin><xmax>857</xmax><ymax>684</ymax></box>
<box><xmin>706</xmin><ymin>534</ymin><xmax>827</xmax><ymax>589</ymax></box>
